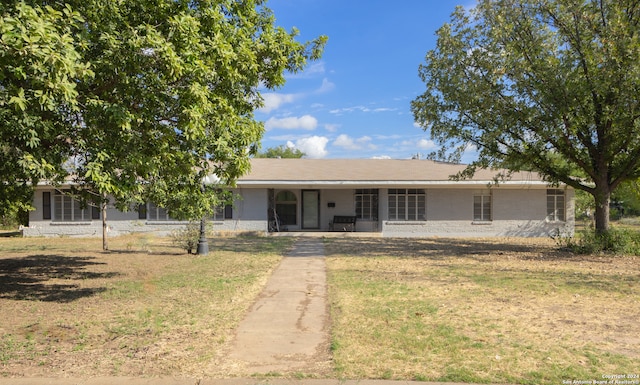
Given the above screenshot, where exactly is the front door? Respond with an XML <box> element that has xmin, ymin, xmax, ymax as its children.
<box><xmin>302</xmin><ymin>190</ymin><xmax>320</xmax><ymax>229</ymax></box>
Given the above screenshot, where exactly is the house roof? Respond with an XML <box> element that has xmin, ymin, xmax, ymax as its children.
<box><xmin>237</xmin><ymin>158</ymin><xmax>549</xmax><ymax>188</ymax></box>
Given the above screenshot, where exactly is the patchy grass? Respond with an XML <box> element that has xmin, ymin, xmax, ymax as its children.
<box><xmin>0</xmin><ymin>234</ymin><xmax>294</xmax><ymax>377</ymax></box>
<box><xmin>325</xmin><ymin>237</ymin><xmax>640</xmax><ymax>384</ymax></box>
<box><xmin>2</xmin><ymin>234</ymin><xmax>639</xmax><ymax>383</ymax></box>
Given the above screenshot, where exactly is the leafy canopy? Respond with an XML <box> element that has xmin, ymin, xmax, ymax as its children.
<box><xmin>1</xmin><ymin>0</ymin><xmax>326</xmax><ymax>224</ymax></box>
<box><xmin>412</xmin><ymin>0</ymin><xmax>640</xmax><ymax>232</ymax></box>
<box><xmin>0</xmin><ymin>3</ymin><xmax>92</xmax><ymax>219</ymax></box>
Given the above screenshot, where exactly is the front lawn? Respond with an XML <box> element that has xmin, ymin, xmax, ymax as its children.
<box><xmin>325</xmin><ymin>237</ymin><xmax>640</xmax><ymax>384</ymax></box>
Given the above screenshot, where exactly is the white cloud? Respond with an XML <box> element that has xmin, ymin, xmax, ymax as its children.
<box><xmin>259</xmin><ymin>93</ymin><xmax>297</xmax><ymax>113</ymax></box>
<box><xmin>316</xmin><ymin>78</ymin><xmax>335</xmax><ymax>93</ymax></box>
<box><xmin>288</xmin><ymin>62</ymin><xmax>326</xmax><ymax>79</ymax></box>
<box><xmin>372</xmin><ymin>107</ymin><xmax>395</xmax><ymax>112</ymax></box>
<box><xmin>398</xmin><ymin>138</ymin><xmax>438</xmax><ymax>151</ymax></box>
<box><xmin>329</xmin><ymin>105</ymin><xmax>397</xmax><ymax>115</ymax></box>
<box><xmin>265</xmin><ymin>115</ymin><xmax>318</xmax><ymax>131</ymax></box>
<box><xmin>292</xmin><ymin>136</ymin><xmax>329</xmax><ymax>158</ymax></box>
<box><xmin>324</xmin><ymin>123</ymin><xmax>340</xmax><ymax>132</ymax></box>
<box><xmin>372</xmin><ymin>155</ymin><xmax>392</xmax><ymax>159</ymax></box>
<box><xmin>333</xmin><ymin>134</ymin><xmax>376</xmax><ymax>150</ymax></box>
<box><xmin>374</xmin><ymin>134</ymin><xmax>404</xmax><ymax>140</ymax></box>
<box><xmin>329</xmin><ymin>106</ymin><xmax>368</xmax><ymax>114</ymax></box>
<box><xmin>417</xmin><ymin>138</ymin><xmax>438</xmax><ymax>150</ymax></box>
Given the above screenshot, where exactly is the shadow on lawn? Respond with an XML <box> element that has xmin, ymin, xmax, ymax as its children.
<box><xmin>323</xmin><ymin>237</ymin><xmax>611</xmax><ymax>262</ymax></box>
<box><xmin>0</xmin><ymin>255</ymin><xmax>119</xmax><ymax>302</ymax></box>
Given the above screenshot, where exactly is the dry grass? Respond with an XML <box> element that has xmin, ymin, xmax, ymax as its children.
<box><xmin>325</xmin><ymin>237</ymin><xmax>640</xmax><ymax>384</ymax></box>
<box><xmin>2</xmin><ymin>234</ymin><xmax>639</xmax><ymax>384</ymax></box>
<box><xmin>0</xmin><ymin>234</ymin><xmax>293</xmax><ymax>378</ymax></box>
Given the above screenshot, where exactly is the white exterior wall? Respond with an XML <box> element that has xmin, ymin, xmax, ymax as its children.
<box><xmin>381</xmin><ymin>187</ymin><xmax>574</xmax><ymax>238</ymax></box>
<box><xmin>221</xmin><ymin>188</ymin><xmax>268</xmax><ymax>233</ymax></box>
<box><xmin>24</xmin><ymin>188</ymin><xmax>269</xmax><ymax>237</ymax></box>
<box><xmin>321</xmin><ymin>189</ymin><xmax>354</xmax><ymax>230</ymax></box>
<box><xmin>24</xmin><ymin>185</ymin><xmax>574</xmax><ymax>238</ymax></box>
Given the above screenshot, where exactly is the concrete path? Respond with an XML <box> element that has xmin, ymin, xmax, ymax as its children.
<box><xmin>223</xmin><ymin>238</ymin><xmax>331</xmax><ymax>375</ymax></box>
<box><xmin>0</xmin><ymin>237</ymin><xmax>516</xmax><ymax>385</ymax></box>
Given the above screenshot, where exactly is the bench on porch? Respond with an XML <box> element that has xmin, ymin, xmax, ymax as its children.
<box><xmin>329</xmin><ymin>215</ymin><xmax>357</xmax><ymax>232</ymax></box>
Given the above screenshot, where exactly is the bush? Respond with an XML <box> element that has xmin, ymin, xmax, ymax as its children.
<box><xmin>170</xmin><ymin>222</ymin><xmax>202</xmax><ymax>254</ymax></box>
<box><xmin>553</xmin><ymin>225</ymin><xmax>640</xmax><ymax>255</ymax></box>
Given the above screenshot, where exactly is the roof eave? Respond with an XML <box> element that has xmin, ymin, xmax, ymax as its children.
<box><xmin>236</xmin><ymin>180</ymin><xmax>555</xmax><ymax>188</ymax></box>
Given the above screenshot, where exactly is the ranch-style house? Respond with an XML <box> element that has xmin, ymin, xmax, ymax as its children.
<box><xmin>24</xmin><ymin>158</ymin><xmax>574</xmax><ymax>238</ymax></box>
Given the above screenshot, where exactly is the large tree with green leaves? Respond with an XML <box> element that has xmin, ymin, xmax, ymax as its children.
<box><xmin>1</xmin><ymin>0</ymin><xmax>325</xmax><ymax>249</ymax></box>
<box><xmin>1</xmin><ymin>3</ymin><xmax>92</xmax><ymax>225</ymax></box>
<box><xmin>411</xmin><ymin>0</ymin><xmax>640</xmax><ymax>234</ymax></box>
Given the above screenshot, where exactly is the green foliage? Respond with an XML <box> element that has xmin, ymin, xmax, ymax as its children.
<box><xmin>64</xmin><ymin>0</ymin><xmax>325</xmax><ymax>219</ymax></box>
<box><xmin>0</xmin><ymin>183</ymin><xmax>32</xmax><ymax>228</ymax></box>
<box><xmin>1</xmin><ymin>1</ymin><xmax>325</xmax><ymax>248</ymax></box>
<box><xmin>255</xmin><ymin>144</ymin><xmax>305</xmax><ymax>158</ymax></box>
<box><xmin>554</xmin><ymin>226</ymin><xmax>640</xmax><ymax>255</ymax></box>
<box><xmin>612</xmin><ymin>180</ymin><xmax>640</xmax><ymax>217</ymax></box>
<box><xmin>411</xmin><ymin>0</ymin><xmax>640</xmax><ymax>233</ymax></box>
<box><xmin>0</xmin><ymin>1</ymin><xmax>92</xmax><ymax>204</ymax></box>
<box><xmin>574</xmin><ymin>189</ymin><xmax>595</xmax><ymax>221</ymax></box>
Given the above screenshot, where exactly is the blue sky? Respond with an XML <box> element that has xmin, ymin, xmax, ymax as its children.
<box><xmin>256</xmin><ymin>0</ymin><xmax>476</xmax><ymax>160</ymax></box>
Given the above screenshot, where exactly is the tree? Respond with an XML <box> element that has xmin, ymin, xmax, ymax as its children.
<box><xmin>411</xmin><ymin>0</ymin><xmax>640</xmax><ymax>235</ymax></box>
<box><xmin>255</xmin><ymin>144</ymin><xmax>305</xmax><ymax>158</ymax></box>
<box><xmin>611</xmin><ymin>180</ymin><xmax>640</xmax><ymax>217</ymax></box>
<box><xmin>0</xmin><ymin>2</ymin><xmax>92</xmax><ymax>224</ymax></box>
<box><xmin>1</xmin><ymin>0</ymin><xmax>326</xmax><ymax>249</ymax></box>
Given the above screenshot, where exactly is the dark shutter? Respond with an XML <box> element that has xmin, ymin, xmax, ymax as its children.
<box><xmin>224</xmin><ymin>204</ymin><xmax>233</xmax><ymax>219</ymax></box>
<box><xmin>43</xmin><ymin>192</ymin><xmax>51</xmax><ymax>220</ymax></box>
<box><xmin>138</xmin><ymin>203</ymin><xmax>147</xmax><ymax>219</ymax></box>
<box><xmin>92</xmin><ymin>205</ymin><xmax>101</xmax><ymax>220</ymax></box>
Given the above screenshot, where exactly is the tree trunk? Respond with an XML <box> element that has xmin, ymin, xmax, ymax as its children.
<box><xmin>593</xmin><ymin>188</ymin><xmax>611</xmax><ymax>234</ymax></box>
<box><xmin>102</xmin><ymin>201</ymin><xmax>108</xmax><ymax>251</ymax></box>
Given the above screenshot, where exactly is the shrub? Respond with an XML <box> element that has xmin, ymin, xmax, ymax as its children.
<box><xmin>553</xmin><ymin>225</ymin><xmax>640</xmax><ymax>255</ymax></box>
<box><xmin>170</xmin><ymin>222</ymin><xmax>203</xmax><ymax>254</ymax></box>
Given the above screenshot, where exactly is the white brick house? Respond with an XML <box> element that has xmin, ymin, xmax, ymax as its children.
<box><xmin>25</xmin><ymin>158</ymin><xmax>574</xmax><ymax>238</ymax></box>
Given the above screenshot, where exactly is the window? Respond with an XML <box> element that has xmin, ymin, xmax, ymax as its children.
<box><xmin>547</xmin><ymin>189</ymin><xmax>565</xmax><ymax>221</ymax></box>
<box><xmin>276</xmin><ymin>191</ymin><xmax>297</xmax><ymax>225</ymax></box>
<box><xmin>355</xmin><ymin>189</ymin><xmax>378</xmax><ymax>220</ymax></box>
<box><xmin>388</xmin><ymin>189</ymin><xmax>426</xmax><ymax>221</ymax></box>
<box><xmin>53</xmin><ymin>190</ymin><xmax>93</xmax><ymax>222</ymax></box>
<box><xmin>147</xmin><ymin>202</ymin><xmax>172</xmax><ymax>221</ymax></box>
<box><xmin>473</xmin><ymin>195</ymin><xmax>492</xmax><ymax>221</ymax></box>
<box><xmin>211</xmin><ymin>205</ymin><xmax>233</xmax><ymax>220</ymax></box>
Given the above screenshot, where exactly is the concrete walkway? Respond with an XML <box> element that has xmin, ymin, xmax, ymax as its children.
<box><xmin>0</xmin><ymin>238</ymin><xmax>513</xmax><ymax>385</ymax></box>
<box><xmin>223</xmin><ymin>238</ymin><xmax>331</xmax><ymax>375</ymax></box>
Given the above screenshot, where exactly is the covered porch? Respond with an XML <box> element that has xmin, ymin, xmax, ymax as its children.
<box><xmin>266</xmin><ymin>188</ymin><xmax>380</xmax><ymax>234</ymax></box>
